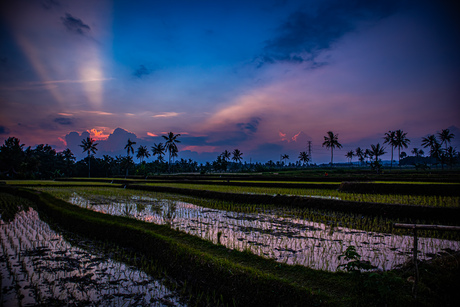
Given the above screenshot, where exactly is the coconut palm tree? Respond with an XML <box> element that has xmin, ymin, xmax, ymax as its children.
<box><xmin>221</xmin><ymin>150</ymin><xmax>231</xmax><ymax>162</ymax></box>
<box><xmin>393</xmin><ymin>130</ymin><xmax>410</xmax><ymax>166</ymax></box>
<box><xmin>281</xmin><ymin>154</ymin><xmax>289</xmax><ymax>166</ymax></box>
<box><xmin>298</xmin><ymin>151</ymin><xmax>309</xmax><ymax>166</ymax></box>
<box><xmin>162</xmin><ymin>132</ymin><xmax>181</xmax><ymax>170</ymax></box>
<box><xmin>232</xmin><ymin>149</ymin><xmax>243</xmax><ymax>163</ymax></box>
<box><xmin>345</xmin><ymin>150</ymin><xmax>354</xmax><ymax>164</ymax></box>
<box><xmin>383</xmin><ymin>130</ymin><xmax>396</xmax><ymax>168</ymax></box>
<box><xmin>368</xmin><ymin>143</ymin><xmax>386</xmax><ymax>173</ymax></box>
<box><xmin>79</xmin><ymin>137</ymin><xmax>98</xmax><ymax>178</ymax></box>
<box><xmin>151</xmin><ymin>143</ymin><xmax>166</xmax><ymax>162</ymax></box>
<box><xmin>136</xmin><ymin>145</ymin><xmax>150</xmax><ymax>163</ymax></box>
<box><xmin>421</xmin><ymin>134</ymin><xmax>439</xmax><ymax>158</ymax></box>
<box><xmin>369</xmin><ymin>143</ymin><xmax>386</xmax><ymax>163</ymax></box>
<box><xmin>355</xmin><ymin>147</ymin><xmax>365</xmax><ymax>166</ymax></box>
<box><xmin>125</xmin><ymin>138</ymin><xmax>136</xmax><ymax>157</ymax></box>
<box><xmin>322</xmin><ymin>131</ymin><xmax>342</xmax><ymax>166</ymax></box>
<box><xmin>438</xmin><ymin>128</ymin><xmax>455</xmax><ymax>150</ymax></box>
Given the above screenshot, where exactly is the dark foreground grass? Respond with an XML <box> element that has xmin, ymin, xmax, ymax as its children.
<box><xmin>1</xmin><ymin>185</ymin><xmax>459</xmax><ymax>306</ymax></box>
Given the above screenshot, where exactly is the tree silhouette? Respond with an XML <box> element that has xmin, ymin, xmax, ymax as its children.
<box><xmin>322</xmin><ymin>131</ymin><xmax>342</xmax><ymax>166</ymax></box>
<box><xmin>151</xmin><ymin>143</ymin><xmax>166</xmax><ymax>162</ymax></box>
<box><xmin>345</xmin><ymin>150</ymin><xmax>354</xmax><ymax>164</ymax></box>
<box><xmin>438</xmin><ymin>128</ymin><xmax>455</xmax><ymax>150</ymax></box>
<box><xmin>354</xmin><ymin>147</ymin><xmax>364</xmax><ymax>166</ymax></box>
<box><xmin>232</xmin><ymin>149</ymin><xmax>243</xmax><ymax>163</ymax></box>
<box><xmin>136</xmin><ymin>145</ymin><xmax>150</xmax><ymax>163</ymax></box>
<box><xmin>394</xmin><ymin>130</ymin><xmax>410</xmax><ymax>166</ymax></box>
<box><xmin>162</xmin><ymin>132</ymin><xmax>181</xmax><ymax>171</ymax></box>
<box><xmin>421</xmin><ymin>134</ymin><xmax>439</xmax><ymax>158</ymax></box>
<box><xmin>79</xmin><ymin>137</ymin><xmax>98</xmax><ymax>178</ymax></box>
<box><xmin>125</xmin><ymin>138</ymin><xmax>137</xmax><ymax>157</ymax></box>
<box><xmin>221</xmin><ymin>150</ymin><xmax>231</xmax><ymax>162</ymax></box>
<box><xmin>369</xmin><ymin>143</ymin><xmax>386</xmax><ymax>173</ymax></box>
<box><xmin>124</xmin><ymin>138</ymin><xmax>137</xmax><ymax>176</ymax></box>
<box><xmin>281</xmin><ymin>154</ymin><xmax>289</xmax><ymax>166</ymax></box>
<box><xmin>383</xmin><ymin>130</ymin><xmax>396</xmax><ymax>168</ymax></box>
<box><xmin>0</xmin><ymin>137</ymin><xmax>25</xmax><ymax>177</ymax></box>
<box><xmin>298</xmin><ymin>151</ymin><xmax>309</xmax><ymax>166</ymax></box>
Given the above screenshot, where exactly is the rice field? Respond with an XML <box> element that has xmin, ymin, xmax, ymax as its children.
<box><xmin>0</xmin><ymin>192</ymin><xmax>186</xmax><ymax>306</ymax></box>
<box><xmin>32</xmin><ymin>186</ymin><xmax>460</xmax><ymax>272</ymax></box>
<box><xmin>141</xmin><ymin>182</ymin><xmax>460</xmax><ymax>207</ymax></box>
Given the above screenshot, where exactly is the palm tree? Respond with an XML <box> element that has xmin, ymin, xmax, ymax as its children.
<box><xmin>393</xmin><ymin>130</ymin><xmax>410</xmax><ymax>166</ymax></box>
<box><xmin>136</xmin><ymin>145</ymin><xmax>150</xmax><ymax>163</ymax></box>
<box><xmin>125</xmin><ymin>138</ymin><xmax>136</xmax><ymax>157</ymax></box>
<box><xmin>298</xmin><ymin>151</ymin><xmax>309</xmax><ymax>166</ymax></box>
<box><xmin>421</xmin><ymin>134</ymin><xmax>439</xmax><ymax>158</ymax></box>
<box><xmin>221</xmin><ymin>150</ymin><xmax>231</xmax><ymax>162</ymax></box>
<box><xmin>345</xmin><ymin>150</ymin><xmax>354</xmax><ymax>164</ymax></box>
<box><xmin>281</xmin><ymin>154</ymin><xmax>289</xmax><ymax>166</ymax></box>
<box><xmin>79</xmin><ymin>137</ymin><xmax>98</xmax><ymax>178</ymax></box>
<box><xmin>322</xmin><ymin>131</ymin><xmax>342</xmax><ymax>166</ymax></box>
<box><xmin>124</xmin><ymin>138</ymin><xmax>137</xmax><ymax>176</ymax></box>
<box><xmin>232</xmin><ymin>149</ymin><xmax>243</xmax><ymax>163</ymax></box>
<box><xmin>355</xmin><ymin>147</ymin><xmax>365</xmax><ymax>166</ymax></box>
<box><xmin>369</xmin><ymin>143</ymin><xmax>386</xmax><ymax>163</ymax></box>
<box><xmin>369</xmin><ymin>143</ymin><xmax>386</xmax><ymax>173</ymax></box>
<box><xmin>438</xmin><ymin>128</ymin><xmax>455</xmax><ymax>150</ymax></box>
<box><xmin>383</xmin><ymin>130</ymin><xmax>396</xmax><ymax>168</ymax></box>
<box><xmin>151</xmin><ymin>143</ymin><xmax>166</xmax><ymax>162</ymax></box>
<box><xmin>162</xmin><ymin>132</ymin><xmax>181</xmax><ymax>170</ymax></box>
<box><xmin>411</xmin><ymin>148</ymin><xmax>424</xmax><ymax>157</ymax></box>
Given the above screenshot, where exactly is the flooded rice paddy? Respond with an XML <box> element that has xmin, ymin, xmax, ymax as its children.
<box><xmin>0</xmin><ymin>206</ymin><xmax>186</xmax><ymax>306</ymax></box>
<box><xmin>69</xmin><ymin>193</ymin><xmax>460</xmax><ymax>272</ymax></box>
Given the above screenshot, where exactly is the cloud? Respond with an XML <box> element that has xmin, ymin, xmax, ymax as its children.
<box><xmin>133</xmin><ymin>65</ymin><xmax>151</xmax><ymax>78</ymax></box>
<box><xmin>0</xmin><ymin>126</ymin><xmax>11</xmax><ymax>135</ymax></box>
<box><xmin>61</xmin><ymin>13</ymin><xmax>91</xmax><ymax>35</ymax></box>
<box><xmin>54</xmin><ymin>117</ymin><xmax>73</xmax><ymax>125</ymax></box>
<box><xmin>236</xmin><ymin>117</ymin><xmax>260</xmax><ymax>135</ymax></box>
<box><xmin>152</xmin><ymin>112</ymin><xmax>181</xmax><ymax>118</ymax></box>
<box><xmin>258</xmin><ymin>0</ymin><xmax>399</xmax><ymax>66</ymax></box>
<box><xmin>41</xmin><ymin>0</ymin><xmax>60</xmax><ymax>10</ymax></box>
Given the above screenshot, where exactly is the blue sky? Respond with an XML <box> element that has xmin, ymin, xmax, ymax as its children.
<box><xmin>0</xmin><ymin>0</ymin><xmax>459</xmax><ymax>163</ymax></box>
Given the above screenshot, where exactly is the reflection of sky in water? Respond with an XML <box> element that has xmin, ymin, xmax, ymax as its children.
<box><xmin>0</xmin><ymin>208</ymin><xmax>185</xmax><ymax>306</ymax></box>
<box><xmin>70</xmin><ymin>194</ymin><xmax>460</xmax><ymax>272</ymax></box>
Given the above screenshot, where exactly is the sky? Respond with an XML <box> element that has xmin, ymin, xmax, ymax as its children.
<box><xmin>1</xmin><ymin>0</ymin><xmax>459</xmax><ymax>164</ymax></box>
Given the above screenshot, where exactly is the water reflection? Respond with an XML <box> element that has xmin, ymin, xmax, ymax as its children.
<box><xmin>0</xmin><ymin>207</ymin><xmax>186</xmax><ymax>306</ymax></box>
<box><xmin>69</xmin><ymin>193</ymin><xmax>460</xmax><ymax>272</ymax></box>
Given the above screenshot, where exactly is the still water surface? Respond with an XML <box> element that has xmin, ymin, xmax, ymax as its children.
<box><xmin>69</xmin><ymin>193</ymin><xmax>460</xmax><ymax>271</ymax></box>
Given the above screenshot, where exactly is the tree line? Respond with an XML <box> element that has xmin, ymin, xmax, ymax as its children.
<box><xmin>0</xmin><ymin>129</ymin><xmax>458</xmax><ymax>179</ymax></box>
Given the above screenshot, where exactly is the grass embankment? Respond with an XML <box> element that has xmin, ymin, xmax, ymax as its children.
<box><xmin>139</xmin><ymin>181</ymin><xmax>459</xmax><ymax>207</ymax></box>
<box><xmin>127</xmin><ymin>184</ymin><xmax>460</xmax><ymax>223</ymax></box>
<box><xmin>2</xmin><ymin>185</ymin><xmax>459</xmax><ymax>306</ymax></box>
<box><xmin>1</xmin><ymin>185</ymin><xmax>339</xmax><ymax>306</ymax></box>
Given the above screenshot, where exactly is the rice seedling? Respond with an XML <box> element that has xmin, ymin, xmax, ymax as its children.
<box><xmin>0</xmin><ymin>194</ymin><xmax>188</xmax><ymax>306</ymax></box>
<box><xmin>37</xmin><ymin>187</ymin><xmax>460</xmax><ymax>272</ymax></box>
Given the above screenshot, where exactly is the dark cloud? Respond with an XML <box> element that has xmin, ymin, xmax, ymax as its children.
<box><xmin>42</xmin><ymin>0</ymin><xmax>60</xmax><ymax>10</ymax></box>
<box><xmin>258</xmin><ymin>0</ymin><xmax>400</xmax><ymax>67</ymax></box>
<box><xmin>0</xmin><ymin>125</ymin><xmax>11</xmax><ymax>135</ymax></box>
<box><xmin>54</xmin><ymin>117</ymin><xmax>73</xmax><ymax>125</ymax></box>
<box><xmin>237</xmin><ymin>117</ymin><xmax>261</xmax><ymax>135</ymax></box>
<box><xmin>61</xmin><ymin>13</ymin><xmax>91</xmax><ymax>35</ymax></box>
<box><xmin>133</xmin><ymin>65</ymin><xmax>151</xmax><ymax>78</ymax></box>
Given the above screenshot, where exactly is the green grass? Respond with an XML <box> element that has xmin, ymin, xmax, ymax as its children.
<box><xmin>141</xmin><ymin>182</ymin><xmax>459</xmax><ymax>208</ymax></box>
<box><xmin>3</xmin><ymin>180</ymin><xmax>120</xmax><ymax>186</ymax></box>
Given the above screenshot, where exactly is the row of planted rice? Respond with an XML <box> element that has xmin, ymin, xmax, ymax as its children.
<box><xmin>33</xmin><ymin>186</ymin><xmax>460</xmax><ymax>272</ymax></box>
<box><xmin>0</xmin><ymin>192</ymin><xmax>187</xmax><ymax>306</ymax></box>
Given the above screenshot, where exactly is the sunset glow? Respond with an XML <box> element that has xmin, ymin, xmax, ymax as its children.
<box><xmin>0</xmin><ymin>0</ymin><xmax>458</xmax><ymax>163</ymax></box>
